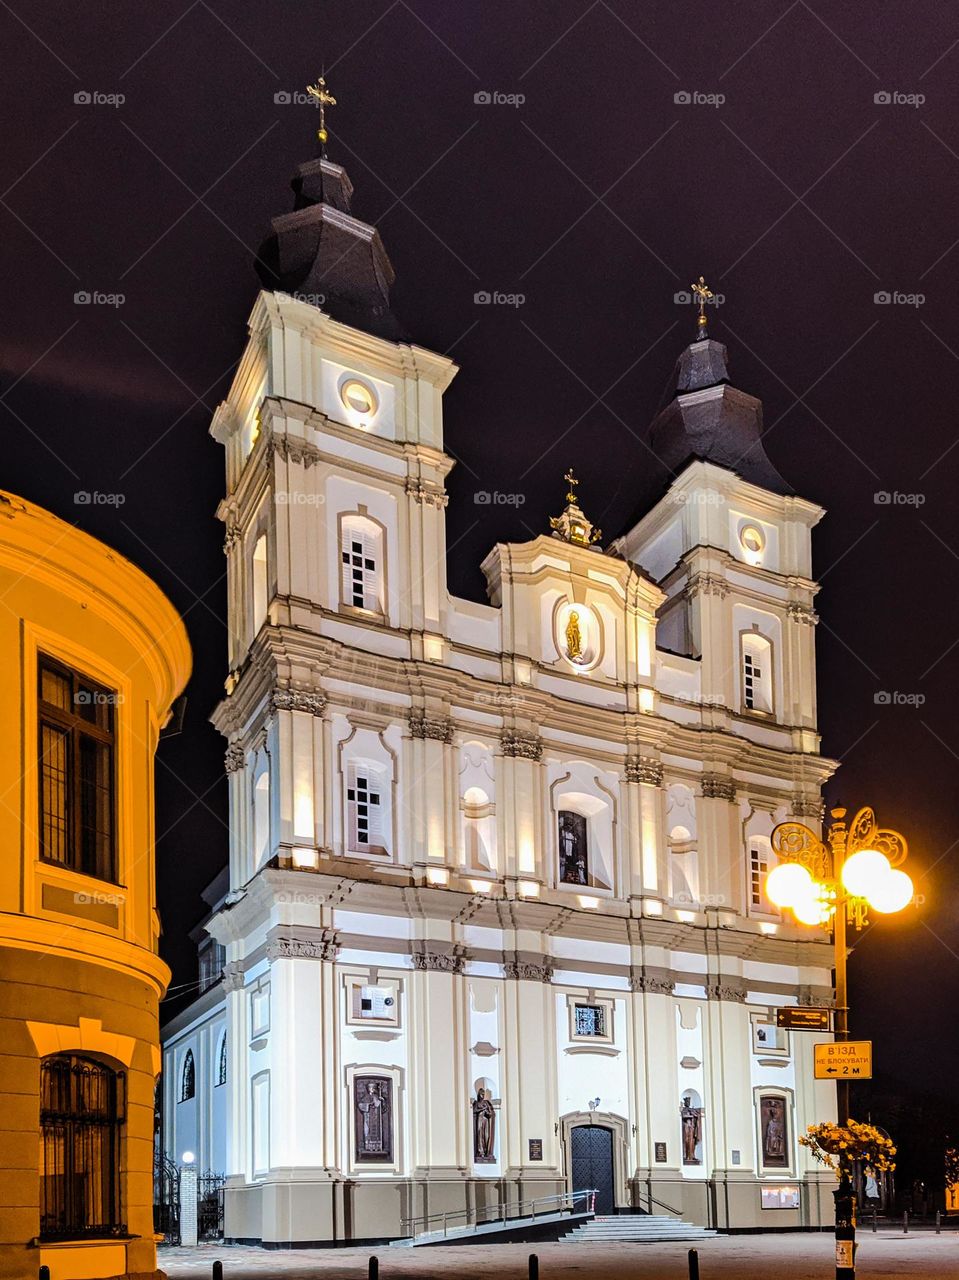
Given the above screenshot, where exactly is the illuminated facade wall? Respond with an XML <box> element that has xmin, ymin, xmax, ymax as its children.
<box><xmin>0</xmin><ymin>492</ymin><xmax>190</xmax><ymax>1280</ymax></box>
<box><xmin>168</xmin><ymin>273</ymin><xmax>839</xmax><ymax>1242</ymax></box>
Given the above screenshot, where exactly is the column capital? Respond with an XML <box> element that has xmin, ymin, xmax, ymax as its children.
<box><xmin>625</xmin><ymin>755</ymin><xmax>664</xmax><ymax>786</ymax></box>
<box><xmin>701</xmin><ymin>773</ymin><xmax>736</xmax><ymax>802</ymax></box>
<box><xmin>409</xmin><ymin>711</ymin><xmax>454</xmax><ymax>743</ymax></box>
<box><xmin>501</xmin><ymin>730</ymin><xmax>543</xmax><ymax>761</ymax></box>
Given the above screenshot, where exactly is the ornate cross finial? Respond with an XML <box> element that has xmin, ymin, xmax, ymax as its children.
<box><xmin>691</xmin><ymin>275</ymin><xmax>713</xmax><ymax>340</ymax></box>
<box><xmin>550</xmin><ymin>467</ymin><xmax>602</xmax><ymax>549</ymax></box>
<box><xmin>306</xmin><ymin>74</ymin><xmax>337</xmax><ymax>153</ymax></box>
<box><xmin>564</xmin><ymin>468</ymin><xmax>579</xmax><ymax>503</ymax></box>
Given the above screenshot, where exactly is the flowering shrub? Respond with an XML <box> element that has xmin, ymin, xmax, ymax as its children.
<box><xmin>800</xmin><ymin>1120</ymin><xmax>896</xmax><ymax>1174</ymax></box>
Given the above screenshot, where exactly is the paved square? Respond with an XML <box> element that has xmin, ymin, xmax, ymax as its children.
<box><xmin>160</xmin><ymin>1232</ymin><xmax>959</xmax><ymax>1280</ymax></box>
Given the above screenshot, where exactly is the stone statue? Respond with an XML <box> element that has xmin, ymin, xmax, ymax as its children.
<box><xmin>681</xmin><ymin>1097</ymin><xmax>702</xmax><ymax>1166</ymax></box>
<box><xmin>472</xmin><ymin>1087</ymin><xmax>496</xmax><ymax>1163</ymax></box>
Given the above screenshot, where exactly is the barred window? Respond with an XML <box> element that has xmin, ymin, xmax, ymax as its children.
<box><xmin>180</xmin><ymin>1050</ymin><xmax>195</xmax><ymax>1102</ymax></box>
<box><xmin>40</xmin><ymin>1055</ymin><xmax>124</xmax><ymax>1241</ymax></box>
<box><xmin>38</xmin><ymin>656</ymin><xmax>116</xmax><ymax>881</ymax></box>
<box><xmin>573</xmin><ymin>1004</ymin><xmax>607</xmax><ymax>1037</ymax></box>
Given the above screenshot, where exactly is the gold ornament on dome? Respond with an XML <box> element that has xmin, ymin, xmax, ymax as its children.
<box><xmin>549</xmin><ymin>469</ymin><xmax>602</xmax><ymax>549</ymax></box>
<box><xmin>306</xmin><ymin>74</ymin><xmax>337</xmax><ymax>148</ymax></box>
<box><xmin>691</xmin><ymin>275</ymin><xmax>713</xmax><ymax>338</ymax></box>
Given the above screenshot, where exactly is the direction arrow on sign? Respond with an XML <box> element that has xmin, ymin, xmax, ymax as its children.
<box><xmin>814</xmin><ymin>1040</ymin><xmax>873</xmax><ymax>1080</ymax></box>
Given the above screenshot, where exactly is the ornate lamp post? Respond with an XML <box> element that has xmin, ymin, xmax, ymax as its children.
<box><xmin>766</xmin><ymin>807</ymin><xmax>914</xmax><ymax>1280</ymax></box>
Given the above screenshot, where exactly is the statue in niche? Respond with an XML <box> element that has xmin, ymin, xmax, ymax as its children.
<box><xmin>472</xmin><ymin>1087</ymin><xmax>496</xmax><ymax>1163</ymax></box>
<box><xmin>354</xmin><ymin>1076</ymin><xmax>393</xmax><ymax>1162</ymax></box>
<box><xmin>558</xmin><ymin>810</ymin><xmax>588</xmax><ymax>885</ymax></box>
<box><xmin>681</xmin><ymin>1097</ymin><xmax>703</xmax><ymax>1166</ymax></box>
<box><xmin>565</xmin><ymin>609</ymin><xmax>584</xmax><ymax>661</ymax></box>
<box><xmin>760</xmin><ymin>1095</ymin><xmax>787</xmax><ymax>1168</ymax></box>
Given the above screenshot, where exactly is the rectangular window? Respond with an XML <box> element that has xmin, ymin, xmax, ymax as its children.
<box><xmin>347</xmin><ymin>764</ymin><xmax>385</xmax><ymax>854</ymax></box>
<box><xmin>743</xmin><ymin>652</ymin><xmax>760</xmax><ymax>710</ymax></box>
<box><xmin>38</xmin><ymin>657</ymin><xmax>116</xmax><ymax>881</ymax></box>
<box><xmin>573</xmin><ymin>1004</ymin><xmax>607</xmax><ymax>1037</ymax></box>
<box><xmin>340</xmin><ymin>527</ymin><xmax>380</xmax><ymax>612</ymax></box>
<box><xmin>750</xmin><ymin>843</ymin><xmax>768</xmax><ymax>908</ymax></box>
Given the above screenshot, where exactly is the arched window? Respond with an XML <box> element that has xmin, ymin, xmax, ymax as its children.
<box><xmin>216</xmin><ymin>1033</ymin><xmax>227</xmax><ymax>1087</ymax></box>
<box><xmin>251</xmin><ymin>533</ymin><xmax>269</xmax><ymax>635</ymax></box>
<box><xmin>340</xmin><ymin>514</ymin><xmax>384</xmax><ymax>614</ymax></box>
<box><xmin>558</xmin><ymin>810</ymin><xmax>589</xmax><ymax>885</ymax></box>
<box><xmin>40</xmin><ymin>1055</ymin><xmax>123</xmax><ymax>1240</ymax></box>
<box><xmin>741</xmin><ymin>632</ymin><xmax>773</xmax><ymax>715</ymax></box>
<box><xmin>253</xmin><ymin>766</ymin><xmax>271</xmax><ymax>870</ymax></box>
<box><xmin>749</xmin><ymin>836</ymin><xmax>776</xmax><ymax>914</ymax></box>
<box><xmin>180</xmin><ymin>1050</ymin><xmax>195</xmax><ymax>1102</ymax></box>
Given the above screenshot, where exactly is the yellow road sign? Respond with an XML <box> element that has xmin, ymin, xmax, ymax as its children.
<box><xmin>814</xmin><ymin>1040</ymin><xmax>873</xmax><ymax>1080</ymax></box>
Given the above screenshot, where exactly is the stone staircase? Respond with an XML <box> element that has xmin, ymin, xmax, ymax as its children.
<box><xmin>569</xmin><ymin>1214</ymin><xmax>718</xmax><ymax>1244</ymax></box>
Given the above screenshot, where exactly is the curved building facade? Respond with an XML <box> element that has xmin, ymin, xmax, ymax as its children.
<box><xmin>0</xmin><ymin>492</ymin><xmax>190</xmax><ymax>1280</ymax></box>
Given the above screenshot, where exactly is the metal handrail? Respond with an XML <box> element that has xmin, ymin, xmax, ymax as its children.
<box><xmin>402</xmin><ymin>1187</ymin><xmax>598</xmax><ymax>1238</ymax></box>
<box><xmin>639</xmin><ymin>1189</ymin><xmax>685</xmax><ymax>1217</ymax></box>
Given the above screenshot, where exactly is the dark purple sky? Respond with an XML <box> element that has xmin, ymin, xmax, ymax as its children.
<box><xmin>3</xmin><ymin>2</ymin><xmax>957</xmax><ymax>1095</ymax></box>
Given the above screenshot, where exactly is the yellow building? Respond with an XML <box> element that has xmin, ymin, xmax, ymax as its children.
<box><xmin>0</xmin><ymin>491</ymin><xmax>190</xmax><ymax>1280</ymax></box>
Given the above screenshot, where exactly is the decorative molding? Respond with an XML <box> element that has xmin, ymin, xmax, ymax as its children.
<box><xmin>268</xmin><ymin>433</ymin><xmax>323</xmax><ymax>469</ymax></box>
<box><xmin>224</xmin><ymin>743</ymin><xmax>246</xmax><ymax>774</ymax></box>
<box><xmin>222</xmin><ymin>962</ymin><xmax>245</xmax><ymax>993</ymax></box>
<box><xmin>408</xmin><ymin>712</ymin><xmax>454</xmax><ymax>744</ymax></box>
<box><xmin>688</xmin><ymin>572</ymin><xmax>728</xmax><ymax>599</ymax></box>
<box><xmin>798</xmin><ymin>985</ymin><xmax>835</xmax><ymax>1009</ymax></box>
<box><xmin>504</xmin><ymin>959</ymin><xmax>553</xmax><ymax>984</ymax></box>
<box><xmin>471</xmin><ymin>1041</ymin><xmax>500</xmax><ymax>1058</ymax></box>
<box><xmin>792</xmin><ymin>797</ymin><xmax>825</xmax><ymax>819</ymax></box>
<box><xmin>701</xmin><ymin>774</ymin><xmax>736</xmax><ymax>802</ymax></box>
<box><xmin>267</xmin><ymin>930</ymin><xmax>340</xmax><ymax>963</ymax></box>
<box><xmin>706</xmin><ymin>983</ymin><xmax>748</xmax><ymax>1004</ymax></box>
<box><xmin>405</xmin><ymin>477</ymin><xmax>449</xmax><ymax>508</ymax></box>
<box><xmin>680</xmin><ymin>1055</ymin><xmax>702</xmax><ymax>1070</ymax></box>
<box><xmin>501</xmin><ymin>730</ymin><xmax>544</xmax><ymax>761</ymax></box>
<box><xmin>630</xmin><ymin>974</ymin><xmax>675</xmax><ymax>995</ymax></box>
<box><xmin>411</xmin><ymin>947</ymin><xmax>464</xmax><ymax>974</ymax></box>
<box><xmin>625</xmin><ymin>755</ymin><xmax>664</xmax><ymax>786</ymax></box>
<box><xmin>271</xmin><ymin>687</ymin><xmax>328</xmax><ymax>716</ymax></box>
<box><xmin>787</xmin><ymin>601</ymin><xmax>819</xmax><ymax>626</ymax></box>
<box><xmin>223</xmin><ymin>523</ymin><xmax>242</xmax><ymax>554</ymax></box>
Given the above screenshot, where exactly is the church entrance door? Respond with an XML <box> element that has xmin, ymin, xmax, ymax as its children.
<box><xmin>570</xmin><ymin>1124</ymin><xmax>615</xmax><ymax>1215</ymax></box>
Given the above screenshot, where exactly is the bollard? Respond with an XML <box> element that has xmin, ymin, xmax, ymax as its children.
<box><xmin>937</xmin><ymin>1210</ymin><xmax>942</xmax><ymax>1234</ymax></box>
<box><xmin>212</xmin><ymin>1262</ymin><xmax>223</xmax><ymax>1280</ymax></box>
<box><xmin>903</xmin><ymin>1211</ymin><xmax>908</xmax><ymax>1233</ymax></box>
<box><xmin>872</xmin><ymin>1211</ymin><xmax>877</xmax><ymax>1233</ymax></box>
<box><xmin>368</xmin><ymin>1258</ymin><xmax>379</xmax><ymax>1280</ymax></box>
<box><xmin>39</xmin><ymin>1268</ymin><xmax>50</xmax><ymax>1280</ymax></box>
<box><xmin>528</xmin><ymin>1254</ymin><xmax>539</xmax><ymax>1280</ymax></box>
<box><xmin>688</xmin><ymin>1248</ymin><xmax>700</xmax><ymax>1280</ymax></box>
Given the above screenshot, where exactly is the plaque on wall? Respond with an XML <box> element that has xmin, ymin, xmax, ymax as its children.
<box><xmin>654</xmin><ymin>1141</ymin><xmax>667</xmax><ymax>1163</ymax></box>
<box><xmin>528</xmin><ymin>1138</ymin><xmax>543</xmax><ymax>1161</ymax></box>
<box><xmin>354</xmin><ymin>1075</ymin><xmax>393</xmax><ymax>1163</ymax></box>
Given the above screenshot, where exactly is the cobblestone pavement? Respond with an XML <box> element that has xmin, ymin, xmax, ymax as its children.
<box><xmin>160</xmin><ymin>1231</ymin><xmax>959</xmax><ymax>1280</ymax></box>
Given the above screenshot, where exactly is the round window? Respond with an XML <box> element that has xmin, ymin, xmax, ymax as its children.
<box><xmin>739</xmin><ymin>523</ymin><xmax>765</xmax><ymax>555</ymax></box>
<box><xmin>339</xmin><ymin>378</ymin><xmax>378</xmax><ymax>417</ymax></box>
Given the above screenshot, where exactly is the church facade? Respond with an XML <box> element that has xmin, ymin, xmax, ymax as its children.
<box><xmin>161</xmin><ymin>144</ymin><xmax>839</xmax><ymax>1243</ymax></box>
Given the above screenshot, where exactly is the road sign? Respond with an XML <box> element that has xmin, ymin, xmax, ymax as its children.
<box><xmin>777</xmin><ymin>1007</ymin><xmax>831</xmax><ymax>1031</ymax></box>
<box><xmin>814</xmin><ymin>1040</ymin><xmax>873</xmax><ymax>1080</ymax></box>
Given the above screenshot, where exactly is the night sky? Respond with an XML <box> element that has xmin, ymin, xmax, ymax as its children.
<box><xmin>4</xmin><ymin>3</ymin><xmax>958</xmax><ymax>1101</ymax></box>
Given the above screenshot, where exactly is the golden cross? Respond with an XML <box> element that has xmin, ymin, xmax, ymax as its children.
<box><xmin>306</xmin><ymin>75</ymin><xmax>337</xmax><ymax>149</ymax></box>
<box><xmin>564</xmin><ymin>468</ymin><xmax>579</xmax><ymax>504</ymax></box>
<box><xmin>691</xmin><ymin>275</ymin><xmax>713</xmax><ymax>335</ymax></box>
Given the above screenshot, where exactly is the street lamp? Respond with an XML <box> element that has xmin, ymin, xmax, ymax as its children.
<box><xmin>766</xmin><ymin>806</ymin><xmax>913</xmax><ymax>1280</ymax></box>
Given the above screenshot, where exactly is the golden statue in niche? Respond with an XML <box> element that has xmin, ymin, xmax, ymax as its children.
<box><xmin>566</xmin><ymin>609</ymin><xmax>583</xmax><ymax>661</ymax></box>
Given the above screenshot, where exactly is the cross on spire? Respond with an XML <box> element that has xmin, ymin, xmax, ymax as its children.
<box><xmin>691</xmin><ymin>275</ymin><xmax>714</xmax><ymax>340</ymax></box>
<box><xmin>306</xmin><ymin>74</ymin><xmax>337</xmax><ymax>154</ymax></box>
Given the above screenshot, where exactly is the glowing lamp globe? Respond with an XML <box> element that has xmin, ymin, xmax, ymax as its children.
<box><xmin>765</xmin><ymin>861</ymin><xmax>814</xmax><ymax>909</ymax></box>
<box><xmin>867</xmin><ymin>868</ymin><xmax>914</xmax><ymax>914</ymax></box>
<box><xmin>792</xmin><ymin>896</ymin><xmax>825</xmax><ymax>926</ymax></box>
<box><xmin>841</xmin><ymin>848</ymin><xmax>891</xmax><ymax>899</ymax></box>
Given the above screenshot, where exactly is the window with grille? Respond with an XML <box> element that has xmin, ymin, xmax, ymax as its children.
<box><xmin>180</xmin><ymin>1050</ymin><xmax>195</xmax><ymax>1102</ymax></box>
<box><xmin>573</xmin><ymin>1004</ymin><xmax>607</xmax><ymax>1037</ymax></box>
<box><xmin>40</xmin><ymin>1055</ymin><xmax>124</xmax><ymax>1240</ymax></box>
<box><xmin>38</xmin><ymin>656</ymin><xmax>117</xmax><ymax>881</ymax></box>
<box><xmin>340</xmin><ymin>518</ymin><xmax>383</xmax><ymax>613</ymax></box>
<box><xmin>216</xmin><ymin>1034</ymin><xmax>227</xmax><ymax>1087</ymax></box>
<box><xmin>347</xmin><ymin>764</ymin><xmax>386</xmax><ymax>854</ymax></box>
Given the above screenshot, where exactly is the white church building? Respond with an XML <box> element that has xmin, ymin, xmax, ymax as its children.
<box><xmin>161</xmin><ymin>143</ymin><xmax>839</xmax><ymax>1243</ymax></box>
